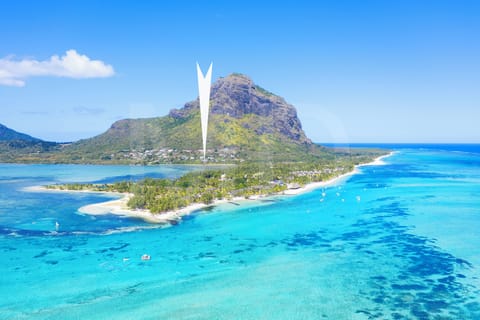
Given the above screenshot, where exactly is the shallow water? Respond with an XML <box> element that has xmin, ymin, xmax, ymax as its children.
<box><xmin>1</xmin><ymin>146</ymin><xmax>479</xmax><ymax>319</ymax></box>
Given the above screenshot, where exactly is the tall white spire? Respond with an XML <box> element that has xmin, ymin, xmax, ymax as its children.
<box><xmin>196</xmin><ymin>62</ymin><xmax>213</xmax><ymax>161</ymax></box>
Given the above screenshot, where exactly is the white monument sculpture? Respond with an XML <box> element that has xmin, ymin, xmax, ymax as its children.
<box><xmin>196</xmin><ymin>62</ymin><xmax>213</xmax><ymax>160</ymax></box>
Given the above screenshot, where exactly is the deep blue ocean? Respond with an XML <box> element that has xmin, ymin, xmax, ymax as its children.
<box><xmin>1</xmin><ymin>145</ymin><xmax>479</xmax><ymax>319</ymax></box>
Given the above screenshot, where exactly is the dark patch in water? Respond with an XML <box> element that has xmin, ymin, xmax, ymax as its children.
<box><xmin>198</xmin><ymin>252</ymin><xmax>216</xmax><ymax>258</ymax></box>
<box><xmin>374</xmin><ymin>196</ymin><xmax>397</xmax><ymax>202</ymax></box>
<box><xmin>200</xmin><ymin>206</ymin><xmax>215</xmax><ymax>212</ymax></box>
<box><xmin>265</xmin><ymin>241</ymin><xmax>277</xmax><ymax>247</ymax></box>
<box><xmin>34</xmin><ymin>250</ymin><xmax>50</xmax><ymax>258</ymax></box>
<box><xmin>410</xmin><ymin>305</ymin><xmax>429</xmax><ymax>319</ymax></box>
<box><xmin>125</xmin><ymin>283</ymin><xmax>143</xmax><ymax>295</ymax></box>
<box><xmin>421</xmin><ymin>195</ymin><xmax>436</xmax><ymax>199</ymax></box>
<box><xmin>391</xmin><ymin>312</ymin><xmax>403</xmax><ymax>320</ymax></box>
<box><xmin>341</xmin><ymin>230</ymin><xmax>372</xmax><ymax>241</ymax></box>
<box><xmin>282</xmin><ymin>231</ymin><xmax>329</xmax><ymax>248</ymax></box>
<box><xmin>181</xmin><ymin>215</ymin><xmax>195</xmax><ymax>222</ymax></box>
<box><xmin>109</xmin><ymin>243</ymin><xmax>129</xmax><ymax>251</ymax></box>
<box><xmin>362</xmin><ymin>202</ymin><xmax>409</xmax><ymax>218</ymax></box>
<box><xmin>260</xmin><ymin>199</ymin><xmax>277</xmax><ymax>203</ymax></box>
<box><xmin>438</xmin><ymin>275</ymin><xmax>456</xmax><ymax>284</ymax></box>
<box><xmin>346</xmin><ymin>199</ymin><xmax>479</xmax><ymax>318</ymax></box>
<box><xmin>355</xmin><ymin>309</ymin><xmax>372</xmax><ymax>316</ymax></box>
<box><xmin>423</xmin><ymin>299</ymin><xmax>449</xmax><ymax>312</ymax></box>
<box><xmin>455</xmin><ymin>258</ymin><xmax>473</xmax><ymax>268</ymax></box>
<box><xmin>45</xmin><ymin>260</ymin><xmax>58</xmax><ymax>265</ymax></box>
<box><xmin>1</xmin><ymin>246</ymin><xmax>17</xmax><ymax>251</ymax></box>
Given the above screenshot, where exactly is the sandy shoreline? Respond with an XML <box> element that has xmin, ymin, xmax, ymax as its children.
<box><xmin>282</xmin><ymin>151</ymin><xmax>394</xmax><ymax>196</ymax></box>
<box><xmin>24</xmin><ymin>152</ymin><xmax>394</xmax><ymax>224</ymax></box>
<box><xmin>23</xmin><ymin>185</ymin><xmax>207</xmax><ymax>224</ymax></box>
<box><xmin>79</xmin><ymin>194</ymin><xmax>211</xmax><ymax>224</ymax></box>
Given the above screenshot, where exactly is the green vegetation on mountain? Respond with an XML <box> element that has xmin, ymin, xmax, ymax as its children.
<box><xmin>58</xmin><ymin>73</ymin><xmax>321</xmax><ymax>163</ymax></box>
<box><xmin>0</xmin><ymin>140</ymin><xmax>61</xmax><ymax>162</ymax></box>
<box><xmin>0</xmin><ymin>123</ymin><xmax>60</xmax><ymax>162</ymax></box>
<box><xmin>0</xmin><ymin>73</ymin><xmax>335</xmax><ymax>164</ymax></box>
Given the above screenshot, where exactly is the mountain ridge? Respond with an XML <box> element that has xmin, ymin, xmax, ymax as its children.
<box><xmin>169</xmin><ymin>73</ymin><xmax>311</xmax><ymax>145</ymax></box>
<box><xmin>0</xmin><ymin>123</ymin><xmax>43</xmax><ymax>142</ymax></box>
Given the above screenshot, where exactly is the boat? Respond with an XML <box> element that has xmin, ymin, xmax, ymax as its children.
<box><xmin>141</xmin><ymin>254</ymin><xmax>151</xmax><ymax>261</ymax></box>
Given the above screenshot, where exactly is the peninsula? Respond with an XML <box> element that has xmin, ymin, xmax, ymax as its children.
<box><xmin>15</xmin><ymin>73</ymin><xmax>390</xmax><ymax>222</ymax></box>
<box><xmin>41</xmin><ymin>152</ymin><xmax>391</xmax><ymax>223</ymax></box>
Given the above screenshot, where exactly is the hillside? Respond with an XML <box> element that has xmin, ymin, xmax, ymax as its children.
<box><xmin>0</xmin><ymin>123</ymin><xmax>42</xmax><ymax>142</ymax></box>
<box><xmin>0</xmin><ymin>123</ymin><xmax>62</xmax><ymax>162</ymax></box>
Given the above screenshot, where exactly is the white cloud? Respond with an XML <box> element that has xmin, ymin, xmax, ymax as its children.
<box><xmin>0</xmin><ymin>49</ymin><xmax>115</xmax><ymax>87</ymax></box>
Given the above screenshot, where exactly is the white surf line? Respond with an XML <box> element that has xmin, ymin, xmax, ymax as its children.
<box><xmin>196</xmin><ymin>62</ymin><xmax>213</xmax><ymax>161</ymax></box>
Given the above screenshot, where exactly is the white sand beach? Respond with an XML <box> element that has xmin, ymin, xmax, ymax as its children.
<box><xmin>79</xmin><ymin>194</ymin><xmax>210</xmax><ymax>224</ymax></box>
<box><xmin>283</xmin><ymin>151</ymin><xmax>394</xmax><ymax>196</ymax></box>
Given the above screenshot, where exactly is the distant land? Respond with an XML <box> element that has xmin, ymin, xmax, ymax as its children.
<box><xmin>0</xmin><ymin>123</ymin><xmax>60</xmax><ymax>161</ymax></box>
<box><xmin>0</xmin><ymin>123</ymin><xmax>43</xmax><ymax>142</ymax></box>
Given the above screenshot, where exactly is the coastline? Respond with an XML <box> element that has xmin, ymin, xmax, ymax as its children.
<box><xmin>24</xmin><ymin>152</ymin><xmax>394</xmax><ymax>224</ymax></box>
<box><xmin>282</xmin><ymin>151</ymin><xmax>394</xmax><ymax>196</ymax></box>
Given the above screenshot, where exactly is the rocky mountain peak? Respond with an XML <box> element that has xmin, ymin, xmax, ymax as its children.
<box><xmin>170</xmin><ymin>73</ymin><xmax>311</xmax><ymax>145</ymax></box>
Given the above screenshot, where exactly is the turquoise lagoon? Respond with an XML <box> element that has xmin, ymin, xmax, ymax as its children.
<box><xmin>1</xmin><ymin>145</ymin><xmax>480</xmax><ymax>319</ymax></box>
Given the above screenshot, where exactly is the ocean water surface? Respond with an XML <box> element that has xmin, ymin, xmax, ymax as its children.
<box><xmin>1</xmin><ymin>145</ymin><xmax>479</xmax><ymax>319</ymax></box>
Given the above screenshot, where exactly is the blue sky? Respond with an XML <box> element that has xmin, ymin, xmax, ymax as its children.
<box><xmin>0</xmin><ymin>1</ymin><xmax>479</xmax><ymax>143</ymax></box>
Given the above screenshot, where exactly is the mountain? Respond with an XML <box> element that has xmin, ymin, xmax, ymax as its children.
<box><xmin>170</xmin><ymin>73</ymin><xmax>311</xmax><ymax>145</ymax></box>
<box><xmin>59</xmin><ymin>73</ymin><xmax>327</xmax><ymax>163</ymax></box>
<box><xmin>0</xmin><ymin>123</ymin><xmax>42</xmax><ymax>142</ymax></box>
<box><xmin>1</xmin><ymin>73</ymin><xmax>344</xmax><ymax>164</ymax></box>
